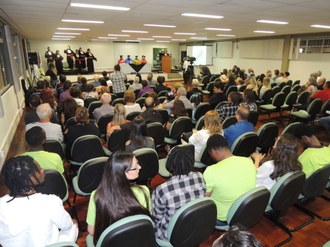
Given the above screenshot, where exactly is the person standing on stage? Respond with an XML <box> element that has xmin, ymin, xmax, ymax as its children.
<box><xmin>54</xmin><ymin>50</ymin><xmax>63</xmax><ymax>75</ymax></box>
<box><xmin>64</xmin><ymin>46</ymin><xmax>74</xmax><ymax>70</ymax></box>
<box><xmin>117</xmin><ymin>55</ymin><xmax>125</xmax><ymax>64</ymax></box>
<box><xmin>74</xmin><ymin>49</ymin><xmax>82</xmax><ymax>74</ymax></box>
<box><xmin>125</xmin><ymin>55</ymin><xmax>133</xmax><ymax>64</ymax></box>
<box><xmin>140</xmin><ymin>55</ymin><xmax>147</xmax><ymax>64</ymax></box>
<box><xmin>86</xmin><ymin>48</ymin><xmax>97</xmax><ymax>74</ymax></box>
<box><xmin>45</xmin><ymin>47</ymin><xmax>54</xmax><ymax>65</ymax></box>
<box><xmin>79</xmin><ymin>47</ymin><xmax>86</xmax><ymax>69</ymax></box>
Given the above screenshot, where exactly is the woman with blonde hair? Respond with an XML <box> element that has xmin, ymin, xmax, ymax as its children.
<box><xmin>189</xmin><ymin>110</ymin><xmax>223</xmax><ymax>162</ymax></box>
<box><xmin>246</xmin><ymin>76</ymin><xmax>259</xmax><ymax>95</ymax></box>
<box><xmin>106</xmin><ymin>103</ymin><xmax>130</xmax><ymax>137</ymax></box>
<box><xmin>259</xmin><ymin>77</ymin><xmax>272</xmax><ymax>98</ymax></box>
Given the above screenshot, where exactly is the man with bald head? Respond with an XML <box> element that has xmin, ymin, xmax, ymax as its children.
<box><xmin>223</xmin><ymin>104</ymin><xmax>254</xmax><ymax>148</ymax></box>
<box><xmin>92</xmin><ymin>93</ymin><xmax>114</xmax><ymax>121</ymax></box>
<box><xmin>140</xmin><ymin>97</ymin><xmax>163</xmax><ymax>124</ymax></box>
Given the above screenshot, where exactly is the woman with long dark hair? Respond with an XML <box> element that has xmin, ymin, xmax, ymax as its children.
<box><xmin>165</xmin><ymin>99</ymin><xmax>188</xmax><ymax>130</ymax></box>
<box><xmin>125</xmin><ymin>116</ymin><xmax>155</xmax><ymax>151</ymax></box>
<box><xmin>251</xmin><ymin>133</ymin><xmax>302</xmax><ymax>190</ymax></box>
<box><xmin>86</xmin><ymin>151</ymin><xmax>151</xmax><ymax>245</ymax></box>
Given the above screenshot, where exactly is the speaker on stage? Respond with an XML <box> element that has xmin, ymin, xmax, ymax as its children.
<box><xmin>28</xmin><ymin>52</ymin><xmax>38</xmax><ymax>65</ymax></box>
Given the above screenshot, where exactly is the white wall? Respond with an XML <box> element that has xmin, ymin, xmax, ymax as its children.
<box><xmin>30</xmin><ymin>40</ymin><xmax>180</xmax><ymax>72</ymax></box>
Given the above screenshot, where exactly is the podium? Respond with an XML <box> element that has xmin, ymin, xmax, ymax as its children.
<box><xmin>161</xmin><ymin>55</ymin><xmax>171</xmax><ymax>73</ymax></box>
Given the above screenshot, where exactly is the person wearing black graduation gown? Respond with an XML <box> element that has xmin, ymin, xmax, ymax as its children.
<box><xmin>64</xmin><ymin>46</ymin><xmax>74</xmax><ymax>69</ymax></box>
<box><xmin>86</xmin><ymin>49</ymin><xmax>97</xmax><ymax>74</ymax></box>
<box><xmin>74</xmin><ymin>49</ymin><xmax>82</xmax><ymax>74</ymax></box>
<box><xmin>78</xmin><ymin>47</ymin><xmax>86</xmax><ymax>69</ymax></box>
<box><xmin>45</xmin><ymin>47</ymin><xmax>54</xmax><ymax>65</ymax></box>
<box><xmin>54</xmin><ymin>50</ymin><xmax>63</xmax><ymax>75</ymax></box>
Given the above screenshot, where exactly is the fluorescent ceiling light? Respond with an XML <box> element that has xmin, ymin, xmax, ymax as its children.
<box><xmin>70</xmin><ymin>3</ymin><xmax>130</xmax><ymax>11</ymax></box>
<box><xmin>216</xmin><ymin>34</ymin><xmax>235</xmax><ymax>37</ymax></box>
<box><xmin>144</xmin><ymin>24</ymin><xmax>176</xmax><ymax>28</ymax></box>
<box><xmin>152</xmin><ymin>36</ymin><xmax>172</xmax><ymax>38</ymax></box>
<box><xmin>97</xmin><ymin>37</ymin><xmax>118</xmax><ymax>39</ymax></box>
<box><xmin>122</xmin><ymin>30</ymin><xmax>148</xmax><ymax>33</ymax></box>
<box><xmin>253</xmin><ymin>30</ymin><xmax>275</xmax><ymax>34</ymax></box>
<box><xmin>52</xmin><ymin>38</ymin><xmax>71</xmax><ymax>41</ymax></box>
<box><xmin>62</xmin><ymin>19</ymin><xmax>104</xmax><ymax>24</ymax></box>
<box><xmin>156</xmin><ymin>40</ymin><xmax>170</xmax><ymax>43</ymax></box>
<box><xmin>174</xmin><ymin>32</ymin><xmax>196</xmax><ymax>35</ymax></box>
<box><xmin>137</xmin><ymin>38</ymin><xmax>155</xmax><ymax>40</ymax></box>
<box><xmin>205</xmin><ymin>28</ymin><xmax>231</xmax><ymax>31</ymax></box>
<box><xmin>181</xmin><ymin>13</ymin><xmax>223</xmax><ymax>19</ymax></box>
<box><xmin>126</xmin><ymin>40</ymin><xmax>141</xmax><ymax>42</ymax></box>
<box><xmin>190</xmin><ymin>37</ymin><xmax>208</xmax><ymax>40</ymax></box>
<box><xmin>91</xmin><ymin>39</ymin><xmax>108</xmax><ymax>42</ymax></box>
<box><xmin>257</xmin><ymin>20</ymin><xmax>288</xmax><ymax>25</ymax></box>
<box><xmin>108</xmin><ymin>34</ymin><xmax>130</xmax><ymax>37</ymax></box>
<box><xmin>54</xmin><ymin>32</ymin><xmax>81</xmax><ymax>35</ymax></box>
<box><xmin>171</xmin><ymin>39</ymin><xmax>186</xmax><ymax>41</ymax></box>
<box><xmin>57</xmin><ymin>27</ymin><xmax>90</xmax><ymax>31</ymax></box>
<box><xmin>53</xmin><ymin>35</ymin><xmax>75</xmax><ymax>38</ymax></box>
<box><xmin>311</xmin><ymin>24</ymin><xmax>330</xmax><ymax>29</ymax></box>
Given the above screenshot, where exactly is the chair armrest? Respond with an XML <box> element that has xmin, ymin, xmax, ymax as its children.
<box><xmin>86</xmin><ymin>234</ymin><xmax>95</xmax><ymax>247</ymax></box>
<box><xmin>156</xmin><ymin>238</ymin><xmax>173</xmax><ymax>247</ymax></box>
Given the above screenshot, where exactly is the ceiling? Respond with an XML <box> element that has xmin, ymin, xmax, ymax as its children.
<box><xmin>1</xmin><ymin>0</ymin><xmax>330</xmax><ymax>43</ymax></box>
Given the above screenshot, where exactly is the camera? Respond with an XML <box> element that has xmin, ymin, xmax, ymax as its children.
<box><xmin>189</xmin><ymin>57</ymin><xmax>196</xmax><ymax>65</ymax></box>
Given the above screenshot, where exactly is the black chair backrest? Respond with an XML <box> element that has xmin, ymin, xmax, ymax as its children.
<box><xmin>281</xmin><ymin>122</ymin><xmax>304</xmax><ymax>135</ymax></box>
<box><xmin>136</xmin><ymin>97</ymin><xmax>146</xmax><ymax>108</ymax></box>
<box><xmin>278</xmin><ymin>82</ymin><xmax>286</xmax><ymax>89</ymax></box>
<box><xmin>226</xmin><ymin>85</ymin><xmax>238</xmax><ymax>97</ymax></box>
<box><xmin>146</xmin><ymin>122</ymin><xmax>166</xmax><ymax>147</ymax></box>
<box><xmin>195</xmin><ymin>115</ymin><xmax>205</xmax><ymax>131</ymax></box>
<box><xmin>84</xmin><ymin>97</ymin><xmax>98</xmax><ymax>108</ymax></box>
<box><xmin>291</xmin><ymin>84</ymin><xmax>301</xmax><ymax>92</ymax></box>
<box><xmin>229</xmin><ymin>187</ymin><xmax>270</xmax><ymax>229</ymax></box>
<box><xmin>111</xmin><ymin>98</ymin><xmax>125</xmax><ymax>106</ymax></box>
<box><xmin>156</xmin><ymin>109</ymin><xmax>169</xmax><ymax>125</ymax></box>
<box><xmin>222</xmin><ymin>116</ymin><xmax>237</xmax><ymax>128</ymax></box>
<box><xmin>158</xmin><ymin>90</ymin><xmax>169</xmax><ymax>97</ymax></box>
<box><xmin>169</xmin><ymin>116</ymin><xmax>192</xmax><ymax>140</ymax></box>
<box><xmin>194</xmin><ymin>103</ymin><xmax>212</xmax><ymax>122</ymax></box>
<box><xmin>43</xmin><ymin>139</ymin><xmax>65</xmax><ymax>160</ymax></box>
<box><xmin>281</xmin><ymin>85</ymin><xmax>291</xmax><ymax>96</ymax></box>
<box><xmin>297</xmin><ymin>91</ymin><xmax>310</xmax><ymax>106</ymax></box>
<box><xmin>215</xmin><ymin>101</ymin><xmax>228</xmax><ymax>110</ymax></box>
<box><xmin>35</xmin><ymin>169</ymin><xmax>68</xmax><ymax>202</ymax></box>
<box><xmin>200</xmin><ymin>146</ymin><xmax>215</xmax><ymax>166</ymax></box>
<box><xmin>88</xmin><ymin>101</ymin><xmax>102</xmax><ymax>119</ymax></box>
<box><xmin>107</xmin><ymin>128</ymin><xmax>131</xmax><ymax>152</ymax></box>
<box><xmin>238</xmin><ymin>85</ymin><xmax>247</xmax><ymax>92</ymax></box>
<box><xmin>97</xmin><ymin>114</ymin><xmax>113</xmax><ymax>137</ymax></box>
<box><xmin>248</xmin><ymin>110</ymin><xmax>259</xmax><ymax>127</ymax></box>
<box><xmin>272</xmin><ymin>92</ymin><xmax>286</xmax><ymax>108</ymax></box>
<box><xmin>110</xmin><ymin>93</ymin><xmax>118</xmax><ymax>102</ymax></box>
<box><xmin>261</xmin><ymin>89</ymin><xmax>274</xmax><ymax>104</ymax></box>
<box><xmin>284</xmin><ymin>91</ymin><xmax>298</xmax><ymax>108</ymax></box>
<box><xmin>126</xmin><ymin>111</ymin><xmax>141</xmax><ymax>121</ymax></box>
<box><xmin>207</xmin><ymin>82</ymin><xmax>214</xmax><ymax>95</ymax></box>
<box><xmin>306</xmin><ymin>98</ymin><xmax>322</xmax><ymax>117</ymax></box>
<box><xmin>158</xmin><ymin>96</ymin><xmax>167</xmax><ymax>104</ymax></box>
<box><xmin>64</xmin><ymin>117</ymin><xmax>76</xmax><ymax>130</ymax></box>
<box><xmin>272</xmin><ymin>86</ymin><xmax>280</xmax><ymax>95</ymax></box>
<box><xmin>133</xmin><ymin>148</ymin><xmax>159</xmax><ymax>186</ymax></box>
<box><xmin>301</xmin><ymin>164</ymin><xmax>330</xmax><ymax>198</ymax></box>
<box><xmin>232</xmin><ymin>132</ymin><xmax>258</xmax><ymax>157</ymax></box>
<box><xmin>71</xmin><ymin>135</ymin><xmax>107</xmax><ymax>163</ymax></box>
<box><xmin>271</xmin><ymin>83</ymin><xmax>277</xmax><ymax>88</ymax></box>
<box><xmin>209</xmin><ymin>74</ymin><xmax>220</xmax><ymax>83</ymax></box>
<box><xmin>320</xmin><ymin>99</ymin><xmax>330</xmax><ymax>115</ymax></box>
<box><xmin>287</xmin><ymin>80</ymin><xmax>293</xmax><ymax>87</ymax></box>
<box><xmin>270</xmin><ymin>171</ymin><xmax>306</xmax><ymax>212</ymax></box>
<box><xmin>257</xmin><ymin>122</ymin><xmax>279</xmax><ymax>154</ymax></box>
<box><xmin>201</xmin><ymin>75</ymin><xmax>209</xmax><ymax>85</ymax></box>
<box><xmin>169</xmin><ymin>198</ymin><xmax>217</xmax><ymax>247</ymax></box>
<box><xmin>77</xmin><ymin>157</ymin><xmax>107</xmax><ymax>194</ymax></box>
<box><xmin>293</xmin><ymin>80</ymin><xmax>301</xmax><ymax>85</ymax></box>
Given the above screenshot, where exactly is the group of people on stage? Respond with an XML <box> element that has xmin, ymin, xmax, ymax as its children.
<box><xmin>45</xmin><ymin>46</ymin><xmax>97</xmax><ymax>75</ymax></box>
<box><xmin>117</xmin><ymin>55</ymin><xmax>147</xmax><ymax>65</ymax></box>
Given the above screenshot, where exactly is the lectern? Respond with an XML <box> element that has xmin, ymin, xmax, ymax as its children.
<box><xmin>161</xmin><ymin>55</ymin><xmax>171</xmax><ymax>73</ymax></box>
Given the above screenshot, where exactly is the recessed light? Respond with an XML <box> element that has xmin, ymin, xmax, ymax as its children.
<box><xmin>137</xmin><ymin>38</ymin><xmax>155</xmax><ymax>40</ymax></box>
<box><xmin>253</xmin><ymin>30</ymin><xmax>275</xmax><ymax>34</ymax></box>
<box><xmin>70</xmin><ymin>3</ymin><xmax>130</xmax><ymax>11</ymax></box>
<box><xmin>182</xmin><ymin>13</ymin><xmax>223</xmax><ymax>19</ymax></box>
<box><xmin>156</xmin><ymin>40</ymin><xmax>170</xmax><ymax>43</ymax></box>
<box><xmin>52</xmin><ymin>35</ymin><xmax>75</xmax><ymax>38</ymax></box>
<box><xmin>144</xmin><ymin>24</ymin><xmax>176</xmax><ymax>28</ymax></box>
<box><xmin>205</xmin><ymin>28</ymin><xmax>232</xmax><ymax>31</ymax></box>
<box><xmin>57</xmin><ymin>27</ymin><xmax>90</xmax><ymax>31</ymax></box>
<box><xmin>91</xmin><ymin>39</ymin><xmax>108</xmax><ymax>42</ymax></box>
<box><xmin>311</xmin><ymin>24</ymin><xmax>330</xmax><ymax>29</ymax></box>
<box><xmin>257</xmin><ymin>20</ymin><xmax>288</xmax><ymax>25</ymax></box>
<box><xmin>152</xmin><ymin>36</ymin><xmax>172</xmax><ymax>38</ymax></box>
<box><xmin>52</xmin><ymin>38</ymin><xmax>72</xmax><ymax>41</ymax></box>
<box><xmin>108</xmin><ymin>34</ymin><xmax>130</xmax><ymax>37</ymax></box>
<box><xmin>171</xmin><ymin>39</ymin><xmax>186</xmax><ymax>41</ymax></box>
<box><xmin>216</xmin><ymin>34</ymin><xmax>236</xmax><ymax>37</ymax></box>
<box><xmin>190</xmin><ymin>37</ymin><xmax>208</xmax><ymax>40</ymax></box>
<box><xmin>174</xmin><ymin>32</ymin><xmax>196</xmax><ymax>35</ymax></box>
<box><xmin>62</xmin><ymin>19</ymin><xmax>104</xmax><ymax>24</ymax></box>
<box><xmin>97</xmin><ymin>37</ymin><xmax>118</xmax><ymax>39</ymax></box>
<box><xmin>122</xmin><ymin>30</ymin><xmax>148</xmax><ymax>33</ymax></box>
<box><xmin>54</xmin><ymin>32</ymin><xmax>81</xmax><ymax>35</ymax></box>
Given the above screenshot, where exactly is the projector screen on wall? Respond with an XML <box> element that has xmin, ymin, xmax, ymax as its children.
<box><xmin>187</xmin><ymin>45</ymin><xmax>213</xmax><ymax>65</ymax></box>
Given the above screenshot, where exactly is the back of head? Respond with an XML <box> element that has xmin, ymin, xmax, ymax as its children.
<box><xmin>25</xmin><ymin>126</ymin><xmax>46</xmax><ymax>148</ymax></box>
<box><xmin>207</xmin><ymin>134</ymin><xmax>230</xmax><ymax>152</ymax></box>
<box><xmin>157</xmin><ymin>76</ymin><xmax>165</xmax><ymax>84</ymax></box>
<box><xmin>172</xmin><ymin>99</ymin><xmax>187</xmax><ymax>117</ymax></box>
<box><xmin>204</xmin><ymin>110</ymin><xmax>222</xmax><ymax>135</ymax></box>
<box><xmin>228</xmin><ymin>91</ymin><xmax>241</xmax><ymax>105</ymax></box>
<box><xmin>59</xmin><ymin>74</ymin><xmax>67</xmax><ymax>83</ymax></box>
<box><xmin>113</xmin><ymin>103</ymin><xmax>126</xmax><ymax>124</ymax></box>
<box><xmin>75</xmin><ymin>106</ymin><xmax>89</xmax><ymax>124</ymax></box>
<box><xmin>147</xmin><ymin>73</ymin><xmax>153</xmax><ymax>81</ymax></box>
<box><xmin>214</xmin><ymin>81</ymin><xmax>224</xmax><ymax>91</ymax></box>
<box><xmin>124</xmin><ymin>89</ymin><xmax>136</xmax><ymax>103</ymax></box>
<box><xmin>177</xmin><ymin>87</ymin><xmax>187</xmax><ymax>96</ymax></box>
<box><xmin>100</xmin><ymin>93</ymin><xmax>111</xmax><ymax>104</ymax></box>
<box><xmin>36</xmin><ymin>103</ymin><xmax>52</xmax><ymax>120</ymax></box>
<box><xmin>81</xmin><ymin>77</ymin><xmax>87</xmax><ymax>84</ymax></box>
<box><xmin>326</xmin><ymin>80</ymin><xmax>330</xmax><ymax>89</ymax></box>
<box><xmin>114</xmin><ymin>64</ymin><xmax>120</xmax><ymax>71</ymax></box>
<box><xmin>141</xmin><ymin>80</ymin><xmax>148</xmax><ymax>88</ymax></box>
<box><xmin>130</xmin><ymin>116</ymin><xmax>147</xmax><ymax>146</ymax></box>
<box><xmin>102</xmin><ymin>71</ymin><xmax>107</xmax><ymax>77</ymax></box>
<box><xmin>70</xmin><ymin>86</ymin><xmax>81</xmax><ymax>98</ymax></box>
<box><xmin>243</xmin><ymin>90</ymin><xmax>256</xmax><ymax>104</ymax></box>
<box><xmin>63</xmin><ymin>80</ymin><xmax>72</xmax><ymax>90</ymax></box>
<box><xmin>236</xmin><ymin>104</ymin><xmax>250</xmax><ymax>121</ymax></box>
<box><xmin>166</xmin><ymin>145</ymin><xmax>194</xmax><ymax>175</ymax></box>
<box><xmin>192</xmin><ymin>78</ymin><xmax>199</xmax><ymax>87</ymax></box>
<box><xmin>29</xmin><ymin>94</ymin><xmax>41</xmax><ymax>107</ymax></box>
<box><xmin>292</xmin><ymin>124</ymin><xmax>314</xmax><ymax>139</ymax></box>
<box><xmin>145</xmin><ymin>97</ymin><xmax>155</xmax><ymax>109</ymax></box>
<box><xmin>285</xmin><ymin>71</ymin><xmax>290</xmax><ymax>77</ymax></box>
<box><xmin>36</xmin><ymin>80</ymin><xmax>45</xmax><ymax>90</ymax></box>
<box><xmin>86</xmin><ymin>83</ymin><xmax>94</xmax><ymax>92</ymax></box>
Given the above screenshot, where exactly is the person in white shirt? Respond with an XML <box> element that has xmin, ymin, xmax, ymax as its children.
<box><xmin>26</xmin><ymin>103</ymin><xmax>63</xmax><ymax>143</ymax></box>
<box><xmin>0</xmin><ymin>156</ymin><xmax>78</xmax><ymax>247</ymax></box>
<box><xmin>124</xmin><ymin>89</ymin><xmax>141</xmax><ymax>117</ymax></box>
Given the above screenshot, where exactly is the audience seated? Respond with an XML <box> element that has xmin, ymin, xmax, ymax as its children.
<box><xmin>218</xmin><ymin>91</ymin><xmax>242</xmax><ymax>122</ymax></box>
<box><xmin>61</xmin><ymin>98</ymin><xmax>78</xmax><ymax>127</ymax></box>
<box><xmin>165</xmin><ymin>99</ymin><xmax>188</xmax><ymax>130</ymax></box>
<box><xmin>187</xmin><ymin>79</ymin><xmax>202</xmax><ymax>100</ymax></box>
<box><xmin>224</xmin><ymin>104</ymin><xmax>254</xmax><ymax>148</ymax></box>
<box><xmin>204</xmin><ymin>134</ymin><xmax>256</xmax><ymax>227</ymax></box>
<box><xmin>83</xmin><ymin>83</ymin><xmax>98</xmax><ymax>99</ymax></box>
<box><xmin>154</xmin><ymin>76</ymin><xmax>170</xmax><ymax>94</ymax></box>
<box><xmin>137</xmin><ymin>80</ymin><xmax>154</xmax><ymax>98</ymax></box>
<box><xmin>189</xmin><ymin>110</ymin><xmax>223</xmax><ymax>162</ymax></box>
<box><xmin>124</xmin><ymin>89</ymin><xmax>142</xmax><ymax>116</ymax></box>
<box><xmin>26</xmin><ymin>103</ymin><xmax>63</xmax><ymax>143</ymax></box>
<box><xmin>106</xmin><ymin>104</ymin><xmax>131</xmax><ymax>137</ymax></box>
<box><xmin>140</xmin><ymin>97</ymin><xmax>163</xmax><ymax>124</ymax></box>
<box><xmin>245</xmin><ymin>76</ymin><xmax>259</xmax><ymax>96</ymax></box>
<box><xmin>251</xmin><ymin>134</ymin><xmax>302</xmax><ymax>190</ymax></box>
<box><xmin>259</xmin><ymin>77</ymin><xmax>271</xmax><ymax>99</ymax></box>
<box><xmin>146</xmin><ymin>73</ymin><xmax>157</xmax><ymax>88</ymax></box>
<box><xmin>243</xmin><ymin>90</ymin><xmax>258</xmax><ymax>111</ymax></box>
<box><xmin>69</xmin><ymin>86</ymin><xmax>84</xmax><ymax>106</ymax></box>
<box><xmin>128</xmin><ymin>75</ymin><xmax>142</xmax><ymax>92</ymax></box>
<box><xmin>22</xmin><ymin>126</ymin><xmax>64</xmax><ymax>174</ymax></box>
<box><xmin>125</xmin><ymin>116</ymin><xmax>154</xmax><ymax>151</ymax></box>
<box><xmin>311</xmin><ymin>80</ymin><xmax>330</xmax><ymax>102</ymax></box>
<box><xmin>293</xmin><ymin>124</ymin><xmax>330</xmax><ymax>178</ymax></box>
<box><xmin>152</xmin><ymin>146</ymin><xmax>205</xmax><ymax>240</ymax></box>
<box><xmin>92</xmin><ymin>93</ymin><xmax>114</xmax><ymax>121</ymax></box>
<box><xmin>59</xmin><ymin>80</ymin><xmax>72</xmax><ymax>109</ymax></box>
<box><xmin>86</xmin><ymin>151</ymin><xmax>151</xmax><ymax>245</ymax></box>
<box><xmin>303</xmin><ymin>76</ymin><xmax>318</xmax><ymax>95</ymax></box>
<box><xmin>95</xmin><ymin>78</ymin><xmax>110</xmax><ymax>96</ymax></box>
<box><xmin>316</xmin><ymin>77</ymin><xmax>326</xmax><ymax>90</ymax></box>
<box><xmin>208</xmin><ymin>81</ymin><xmax>227</xmax><ymax>109</ymax></box>
<box><xmin>79</xmin><ymin>77</ymin><xmax>88</xmax><ymax>93</ymax></box>
<box><xmin>224</xmin><ymin>74</ymin><xmax>236</xmax><ymax>93</ymax></box>
<box><xmin>40</xmin><ymin>87</ymin><xmax>57</xmax><ymax>110</ymax></box>
<box><xmin>162</xmin><ymin>87</ymin><xmax>192</xmax><ymax>110</ymax></box>
<box><xmin>0</xmin><ymin>156</ymin><xmax>78</xmax><ymax>246</ymax></box>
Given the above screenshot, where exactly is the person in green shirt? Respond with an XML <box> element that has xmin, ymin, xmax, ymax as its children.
<box><xmin>293</xmin><ymin>124</ymin><xmax>330</xmax><ymax>178</ymax></box>
<box><xmin>22</xmin><ymin>126</ymin><xmax>64</xmax><ymax>174</ymax></box>
<box><xmin>86</xmin><ymin>151</ymin><xmax>151</xmax><ymax>245</ymax></box>
<box><xmin>204</xmin><ymin>134</ymin><xmax>256</xmax><ymax>226</ymax></box>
